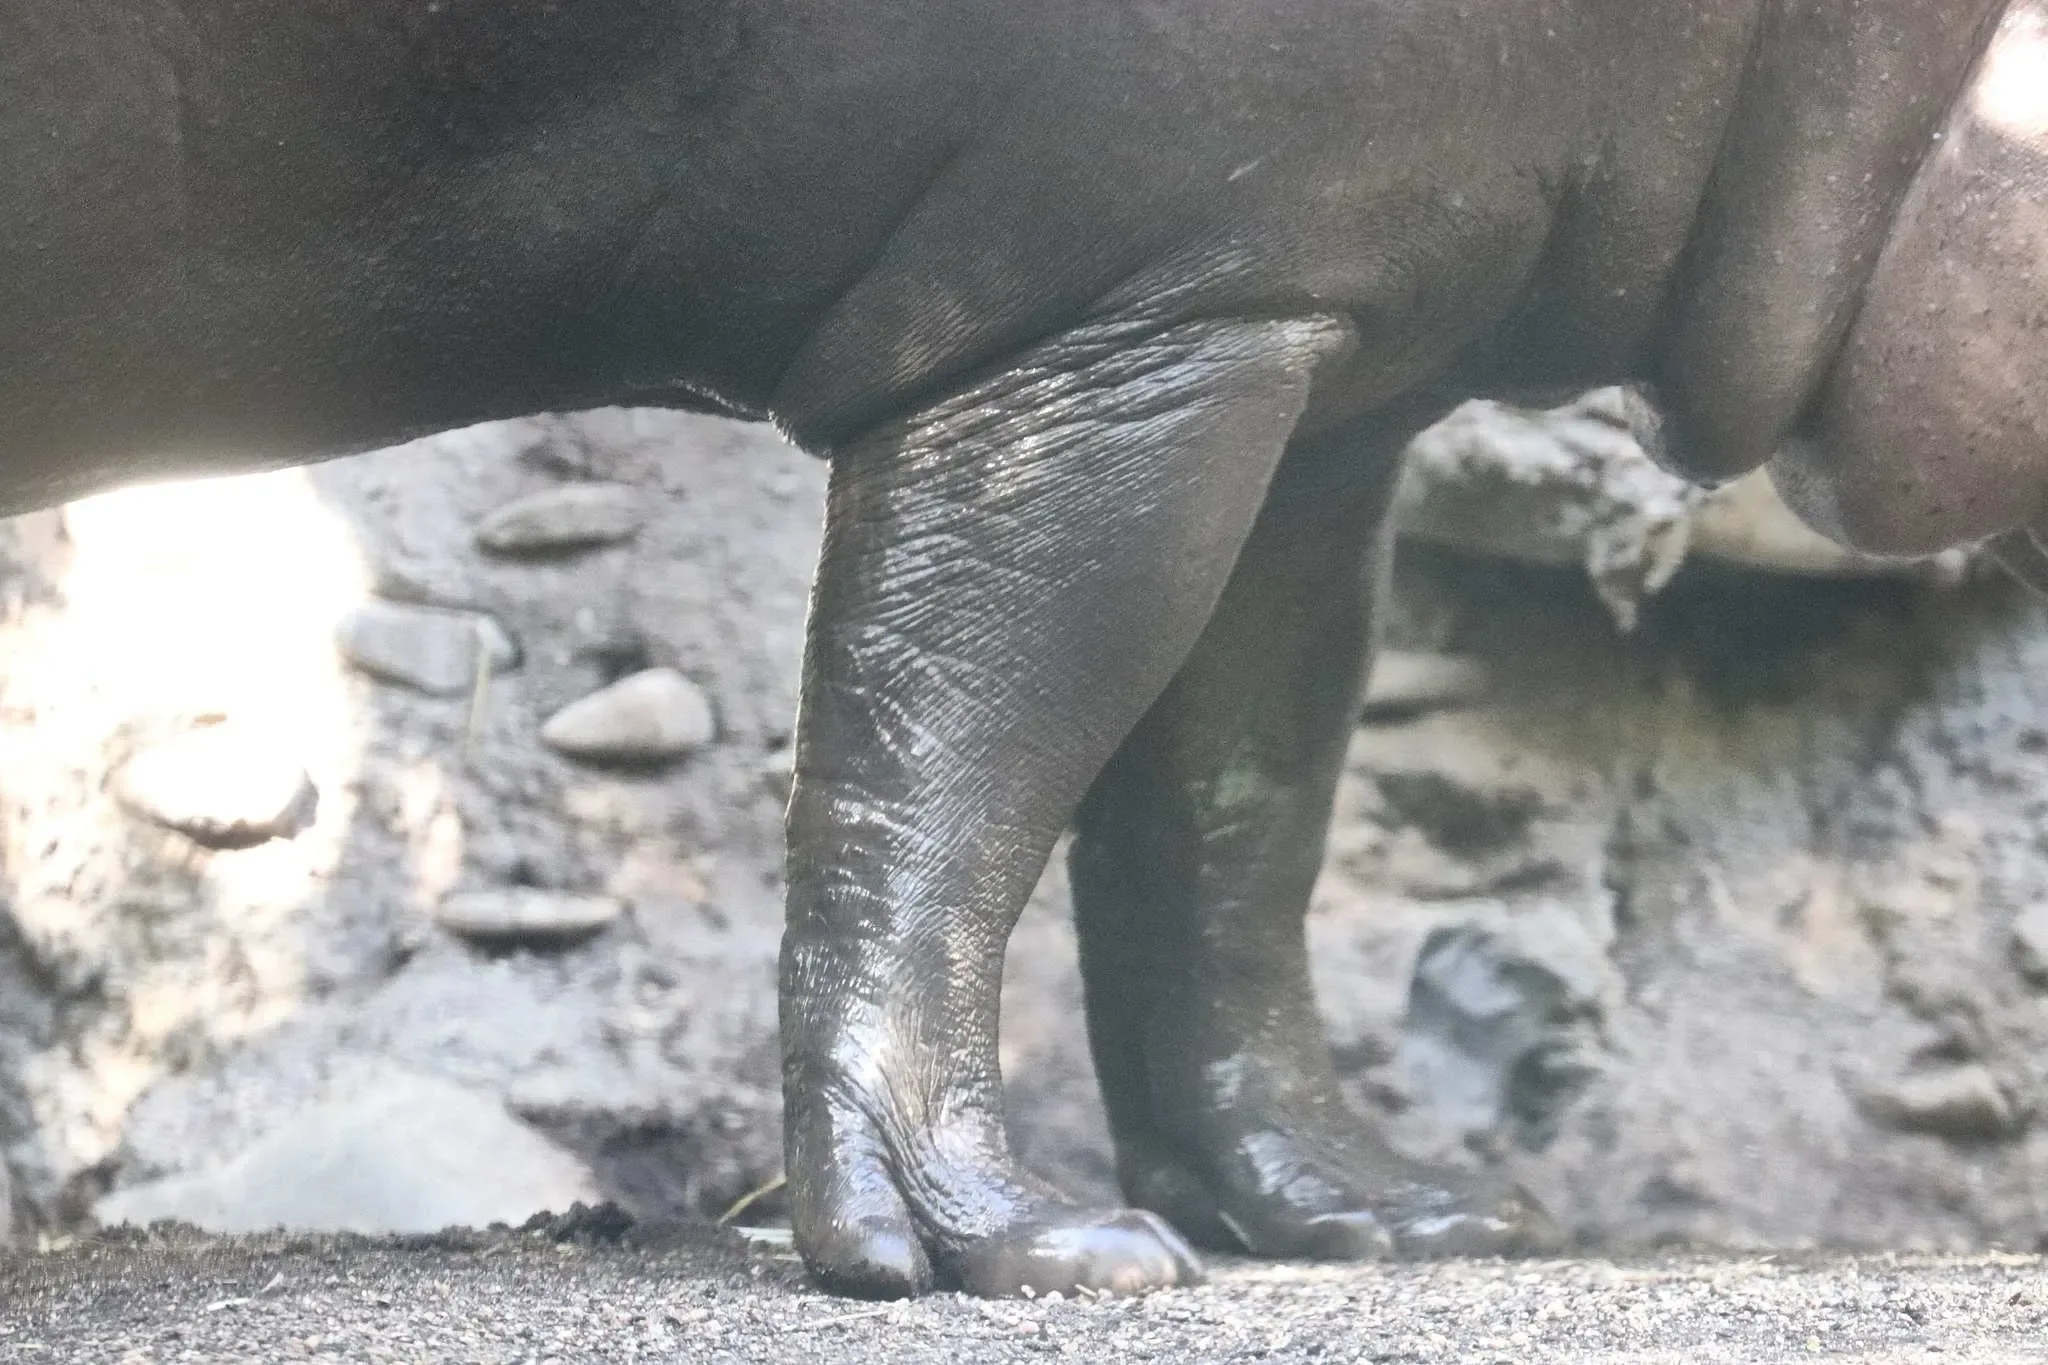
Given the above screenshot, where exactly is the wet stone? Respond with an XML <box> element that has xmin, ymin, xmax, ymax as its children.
<box><xmin>434</xmin><ymin>890</ymin><xmax>625</xmax><ymax>946</ymax></box>
<box><xmin>115</xmin><ymin>726</ymin><xmax>319</xmax><ymax>850</ymax></box>
<box><xmin>541</xmin><ymin>667</ymin><xmax>715</xmax><ymax>763</ymax></box>
<box><xmin>474</xmin><ymin>483</ymin><xmax>646</xmax><ymax>555</ymax></box>
<box><xmin>337</xmin><ymin>602</ymin><xmax>518</xmax><ymax>696</ymax></box>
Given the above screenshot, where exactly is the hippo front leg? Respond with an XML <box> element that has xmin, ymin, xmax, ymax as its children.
<box><xmin>1070</xmin><ymin>409</ymin><xmax>1555</xmax><ymax>1261</ymax></box>
<box><xmin>782</xmin><ymin>315</ymin><xmax>1356</xmax><ymax>1298</ymax></box>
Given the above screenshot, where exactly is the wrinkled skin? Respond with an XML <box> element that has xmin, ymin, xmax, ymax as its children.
<box><xmin>4</xmin><ymin>0</ymin><xmax>2043</xmax><ymax>1299</ymax></box>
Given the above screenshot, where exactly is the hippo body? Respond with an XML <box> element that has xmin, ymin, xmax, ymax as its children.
<box><xmin>6</xmin><ymin>0</ymin><xmax>2044</xmax><ymax>1298</ymax></box>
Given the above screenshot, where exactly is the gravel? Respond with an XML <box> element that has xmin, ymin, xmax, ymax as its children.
<box><xmin>3</xmin><ymin>1218</ymin><xmax>2044</xmax><ymax>1363</ymax></box>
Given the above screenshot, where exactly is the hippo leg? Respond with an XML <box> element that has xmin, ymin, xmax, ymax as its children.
<box><xmin>1069</xmin><ymin>410</ymin><xmax>1554</xmax><ymax>1261</ymax></box>
<box><xmin>780</xmin><ymin>315</ymin><xmax>1357</xmax><ymax>1298</ymax></box>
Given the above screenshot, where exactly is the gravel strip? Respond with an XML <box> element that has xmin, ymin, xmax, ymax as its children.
<box><xmin>2</xmin><ymin>1221</ymin><xmax>2044</xmax><ymax>1363</ymax></box>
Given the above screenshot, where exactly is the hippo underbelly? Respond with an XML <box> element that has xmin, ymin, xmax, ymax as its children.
<box><xmin>0</xmin><ymin>0</ymin><xmax>992</xmax><ymax>504</ymax></box>
<box><xmin>0</xmin><ymin>100</ymin><xmax>759</xmax><ymax>511</ymax></box>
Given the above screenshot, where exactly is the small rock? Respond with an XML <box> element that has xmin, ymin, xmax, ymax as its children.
<box><xmin>434</xmin><ymin>890</ymin><xmax>625</xmax><ymax>945</ymax></box>
<box><xmin>1860</xmin><ymin>1065</ymin><xmax>2021</xmax><ymax>1141</ymax></box>
<box><xmin>1363</xmin><ymin>651</ymin><xmax>1492</xmax><ymax>718</ymax></box>
<box><xmin>115</xmin><ymin>725</ymin><xmax>318</xmax><ymax>850</ymax></box>
<box><xmin>2012</xmin><ymin>905</ymin><xmax>2048</xmax><ymax>987</ymax></box>
<box><xmin>94</xmin><ymin>1069</ymin><xmax>599</xmax><ymax>1235</ymax></box>
<box><xmin>541</xmin><ymin>668</ymin><xmax>714</xmax><ymax>763</ymax></box>
<box><xmin>474</xmin><ymin>484</ymin><xmax>646</xmax><ymax>554</ymax></box>
<box><xmin>337</xmin><ymin>601</ymin><xmax>518</xmax><ymax>696</ymax></box>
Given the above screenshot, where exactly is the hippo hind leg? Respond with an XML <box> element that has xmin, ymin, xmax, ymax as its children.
<box><xmin>781</xmin><ymin>314</ymin><xmax>1361</xmax><ymax>1297</ymax></box>
<box><xmin>1069</xmin><ymin>409</ymin><xmax>1558</xmax><ymax>1262</ymax></box>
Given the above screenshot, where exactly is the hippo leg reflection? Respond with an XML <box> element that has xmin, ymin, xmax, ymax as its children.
<box><xmin>1071</xmin><ymin>411</ymin><xmax>1555</xmax><ymax>1261</ymax></box>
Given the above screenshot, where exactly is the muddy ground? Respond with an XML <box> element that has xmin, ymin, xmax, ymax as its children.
<box><xmin>1</xmin><ymin>402</ymin><xmax>2048</xmax><ymax>1265</ymax></box>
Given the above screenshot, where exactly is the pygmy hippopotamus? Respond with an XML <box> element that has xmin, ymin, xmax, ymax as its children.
<box><xmin>5</xmin><ymin>0</ymin><xmax>2045</xmax><ymax>1299</ymax></box>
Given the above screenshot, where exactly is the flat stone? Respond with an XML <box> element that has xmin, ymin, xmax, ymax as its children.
<box><xmin>434</xmin><ymin>890</ymin><xmax>625</xmax><ymax>945</ymax></box>
<box><xmin>337</xmin><ymin>601</ymin><xmax>518</xmax><ymax>696</ymax></box>
<box><xmin>1859</xmin><ymin>1064</ymin><xmax>2021</xmax><ymax>1141</ymax></box>
<box><xmin>2012</xmin><ymin>904</ymin><xmax>2048</xmax><ymax>987</ymax></box>
<box><xmin>1363</xmin><ymin>651</ymin><xmax>1492</xmax><ymax>718</ymax></box>
<box><xmin>94</xmin><ymin>1069</ymin><xmax>599</xmax><ymax>1235</ymax></box>
<box><xmin>115</xmin><ymin>725</ymin><xmax>318</xmax><ymax>850</ymax></box>
<box><xmin>541</xmin><ymin>668</ymin><xmax>714</xmax><ymax>763</ymax></box>
<box><xmin>474</xmin><ymin>484</ymin><xmax>646</xmax><ymax>554</ymax></box>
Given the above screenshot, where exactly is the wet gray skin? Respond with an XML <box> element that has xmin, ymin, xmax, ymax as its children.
<box><xmin>4</xmin><ymin>0</ymin><xmax>2046</xmax><ymax>1300</ymax></box>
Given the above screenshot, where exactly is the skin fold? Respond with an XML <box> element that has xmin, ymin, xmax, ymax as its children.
<box><xmin>0</xmin><ymin>0</ymin><xmax>2040</xmax><ymax>1298</ymax></box>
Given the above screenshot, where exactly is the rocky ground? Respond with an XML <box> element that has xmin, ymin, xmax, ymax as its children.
<box><xmin>4</xmin><ymin>1222</ymin><xmax>2046</xmax><ymax>1363</ymax></box>
<box><xmin>2</xmin><ymin>394</ymin><xmax>2047</xmax><ymax>1269</ymax></box>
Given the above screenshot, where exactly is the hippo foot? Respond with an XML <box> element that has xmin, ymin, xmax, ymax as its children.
<box><xmin>1112</xmin><ymin>1098</ymin><xmax>1557</xmax><ymax>1261</ymax></box>
<box><xmin>787</xmin><ymin>1079</ymin><xmax>1202</xmax><ymax>1298</ymax></box>
<box><xmin>806</xmin><ymin>1193</ymin><xmax>1201</xmax><ymax>1300</ymax></box>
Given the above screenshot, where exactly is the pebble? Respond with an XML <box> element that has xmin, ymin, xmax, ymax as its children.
<box><xmin>433</xmin><ymin>890</ymin><xmax>626</xmax><ymax>945</ymax></box>
<box><xmin>541</xmin><ymin>668</ymin><xmax>715</xmax><ymax>762</ymax></box>
<box><xmin>474</xmin><ymin>484</ymin><xmax>646</xmax><ymax>554</ymax></box>
<box><xmin>337</xmin><ymin>602</ymin><xmax>518</xmax><ymax>696</ymax></box>
<box><xmin>2011</xmin><ymin>905</ymin><xmax>2048</xmax><ymax>987</ymax></box>
<box><xmin>115</xmin><ymin>726</ymin><xmax>319</xmax><ymax>850</ymax></box>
